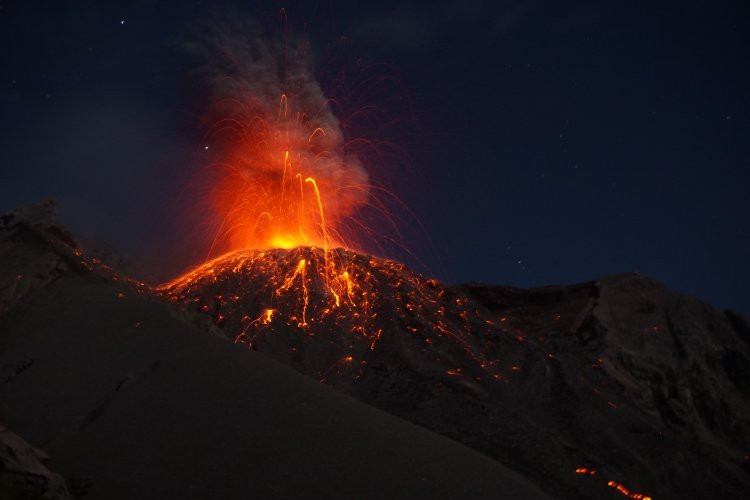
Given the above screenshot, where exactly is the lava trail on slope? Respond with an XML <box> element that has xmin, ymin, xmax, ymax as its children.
<box><xmin>159</xmin><ymin>246</ymin><xmax>501</xmax><ymax>388</ymax></box>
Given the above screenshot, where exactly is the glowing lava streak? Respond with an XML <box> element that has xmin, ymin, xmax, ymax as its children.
<box><xmin>276</xmin><ymin>257</ymin><xmax>309</xmax><ymax>328</ymax></box>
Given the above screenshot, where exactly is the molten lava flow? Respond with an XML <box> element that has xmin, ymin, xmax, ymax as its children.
<box><xmin>575</xmin><ymin>468</ymin><xmax>653</xmax><ymax>500</ymax></box>
<box><xmin>607</xmin><ymin>480</ymin><xmax>652</xmax><ymax>500</ymax></box>
<box><xmin>575</xmin><ymin>468</ymin><xmax>597</xmax><ymax>475</ymax></box>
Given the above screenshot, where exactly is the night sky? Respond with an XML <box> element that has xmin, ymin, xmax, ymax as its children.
<box><xmin>1</xmin><ymin>1</ymin><xmax>748</xmax><ymax>315</ymax></box>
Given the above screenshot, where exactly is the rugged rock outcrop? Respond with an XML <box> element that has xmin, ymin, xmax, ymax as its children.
<box><xmin>0</xmin><ymin>200</ymin><xmax>78</xmax><ymax>317</ymax></box>
<box><xmin>0</xmin><ymin>426</ymin><xmax>70</xmax><ymax>500</ymax></box>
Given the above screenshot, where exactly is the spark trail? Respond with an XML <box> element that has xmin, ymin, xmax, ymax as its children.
<box><xmin>183</xmin><ymin>17</ymin><xmax>369</xmax><ymax>255</ymax></box>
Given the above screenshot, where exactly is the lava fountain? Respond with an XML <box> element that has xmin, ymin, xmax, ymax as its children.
<box><xmin>184</xmin><ymin>17</ymin><xmax>369</xmax><ymax>255</ymax></box>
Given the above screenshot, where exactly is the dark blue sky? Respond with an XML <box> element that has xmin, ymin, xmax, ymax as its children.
<box><xmin>1</xmin><ymin>1</ymin><xmax>748</xmax><ymax>314</ymax></box>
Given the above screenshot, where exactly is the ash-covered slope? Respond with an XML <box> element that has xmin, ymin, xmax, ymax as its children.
<box><xmin>0</xmin><ymin>201</ymin><xmax>550</xmax><ymax>500</ymax></box>
<box><xmin>3</xmin><ymin>200</ymin><xmax>750</xmax><ymax>500</ymax></box>
<box><xmin>162</xmin><ymin>242</ymin><xmax>750</xmax><ymax>499</ymax></box>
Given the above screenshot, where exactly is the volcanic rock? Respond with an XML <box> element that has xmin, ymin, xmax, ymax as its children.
<box><xmin>0</xmin><ymin>425</ymin><xmax>70</xmax><ymax>500</ymax></box>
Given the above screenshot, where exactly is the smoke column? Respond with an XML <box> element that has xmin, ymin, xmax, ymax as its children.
<box><xmin>182</xmin><ymin>17</ymin><xmax>369</xmax><ymax>254</ymax></box>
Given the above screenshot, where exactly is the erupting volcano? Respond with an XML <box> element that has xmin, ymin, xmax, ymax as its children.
<box><xmin>3</xmin><ymin>4</ymin><xmax>750</xmax><ymax>500</ymax></box>
<box><xmin>169</xmin><ymin>19</ymin><xmax>443</xmax><ymax>365</ymax></box>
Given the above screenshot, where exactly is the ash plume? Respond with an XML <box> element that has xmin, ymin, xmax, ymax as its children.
<box><xmin>180</xmin><ymin>16</ymin><xmax>369</xmax><ymax>251</ymax></box>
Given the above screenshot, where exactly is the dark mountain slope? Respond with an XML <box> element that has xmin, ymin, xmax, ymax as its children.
<box><xmin>162</xmin><ymin>245</ymin><xmax>750</xmax><ymax>499</ymax></box>
<box><xmin>0</xmin><ymin>201</ymin><xmax>549</xmax><ymax>500</ymax></box>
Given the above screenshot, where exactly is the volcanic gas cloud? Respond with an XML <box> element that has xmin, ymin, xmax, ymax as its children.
<box><xmin>186</xmin><ymin>18</ymin><xmax>369</xmax><ymax>253</ymax></box>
